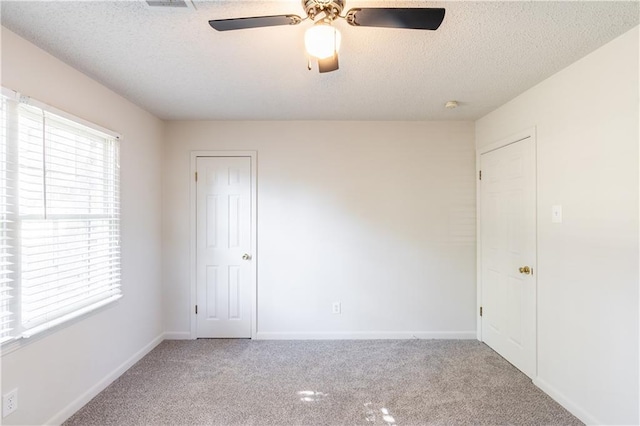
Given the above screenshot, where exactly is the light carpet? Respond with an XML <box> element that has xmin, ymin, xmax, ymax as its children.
<box><xmin>64</xmin><ymin>340</ymin><xmax>582</xmax><ymax>425</ymax></box>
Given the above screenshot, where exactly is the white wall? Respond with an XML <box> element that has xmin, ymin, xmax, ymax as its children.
<box><xmin>163</xmin><ymin>121</ymin><xmax>477</xmax><ymax>338</ymax></box>
<box><xmin>476</xmin><ymin>26</ymin><xmax>639</xmax><ymax>425</ymax></box>
<box><xmin>0</xmin><ymin>28</ymin><xmax>164</xmax><ymax>425</ymax></box>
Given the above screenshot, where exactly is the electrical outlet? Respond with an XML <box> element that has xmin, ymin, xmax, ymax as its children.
<box><xmin>3</xmin><ymin>388</ymin><xmax>17</xmax><ymax>417</ymax></box>
<box><xmin>332</xmin><ymin>302</ymin><xmax>341</xmax><ymax>314</ymax></box>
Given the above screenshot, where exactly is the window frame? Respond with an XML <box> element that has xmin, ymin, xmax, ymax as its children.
<box><xmin>0</xmin><ymin>87</ymin><xmax>122</xmax><ymax>356</ymax></box>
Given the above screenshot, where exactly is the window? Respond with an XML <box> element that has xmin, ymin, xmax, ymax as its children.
<box><xmin>0</xmin><ymin>90</ymin><xmax>121</xmax><ymax>346</ymax></box>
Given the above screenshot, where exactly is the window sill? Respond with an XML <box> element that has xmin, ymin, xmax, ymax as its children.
<box><xmin>0</xmin><ymin>295</ymin><xmax>122</xmax><ymax>357</ymax></box>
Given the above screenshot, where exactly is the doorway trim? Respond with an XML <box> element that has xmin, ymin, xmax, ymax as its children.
<box><xmin>476</xmin><ymin>127</ymin><xmax>537</xmax><ymax>342</ymax></box>
<box><xmin>189</xmin><ymin>150</ymin><xmax>258</xmax><ymax>339</ymax></box>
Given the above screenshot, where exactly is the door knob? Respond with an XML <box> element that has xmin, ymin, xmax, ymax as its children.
<box><xmin>242</xmin><ymin>253</ymin><xmax>252</xmax><ymax>261</ymax></box>
<box><xmin>519</xmin><ymin>266</ymin><xmax>531</xmax><ymax>275</ymax></box>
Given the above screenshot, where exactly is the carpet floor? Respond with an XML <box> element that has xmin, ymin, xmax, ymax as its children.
<box><xmin>64</xmin><ymin>340</ymin><xmax>582</xmax><ymax>425</ymax></box>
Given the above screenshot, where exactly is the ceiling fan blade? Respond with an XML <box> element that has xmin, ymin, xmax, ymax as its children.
<box><xmin>345</xmin><ymin>8</ymin><xmax>445</xmax><ymax>30</ymax></box>
<box><xmin>318</xmin><ymin>53</ymin><xmax>339</xmax><ymax>73</ymax></box>
<box><xmin>209</xmin><ymin>15</ymin><xmax>302</xmax><ymax>31</ymax></box>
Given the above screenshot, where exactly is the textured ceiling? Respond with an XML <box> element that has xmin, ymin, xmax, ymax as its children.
<box><xmin>1</xmin><ymin>1</ymin><xmax>638</xmax><ymax>121</ymax></box>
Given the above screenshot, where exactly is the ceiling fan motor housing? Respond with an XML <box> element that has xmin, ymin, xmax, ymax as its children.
<box><xmin>304</xmin><ymin>0</ymin><xmax>344</xmax><ymax>21</ymax></box>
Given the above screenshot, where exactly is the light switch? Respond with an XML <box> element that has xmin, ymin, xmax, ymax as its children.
<box><xmin>552</xmin><ymin>205</ymin><xmax>562</xmax><ymax>223</ymax></box>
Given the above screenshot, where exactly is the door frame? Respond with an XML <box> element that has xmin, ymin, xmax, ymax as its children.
<box><xmin>190</xmin><ymin>151</ymin><xmax>258</xmax><ymax>339</ymax></box>
<box><xmin>476</xmin><ymin>127</ymin><xmax>537</xmax><ymax>346</ymax></box>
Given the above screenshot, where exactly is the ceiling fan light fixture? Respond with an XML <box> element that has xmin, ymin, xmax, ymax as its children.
<box><xmin>304</xmin><ymin>21</ymin><xmax>341</xmax><ymax>59</ymax></box>
<box><xmin>208</xmin><ymin>2</ymin><xmax>447</xmax><ymax>73</ymax></box>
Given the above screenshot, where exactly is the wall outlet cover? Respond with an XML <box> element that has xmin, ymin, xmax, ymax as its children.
<box><xmin>3</xmin><ymin>388</ymin><xmax>17</xmax><ymax>417</ymax></box>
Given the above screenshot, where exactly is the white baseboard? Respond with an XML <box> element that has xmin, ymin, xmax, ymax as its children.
<box><xmin>163</xmin><ymin>331</ymin><xmax>192</xmax><ymax>340</ymax></box>
<box><xmin>45</xmin><ymin>333</ymin><xmax>165</xmax><ymax>426</ymax></box>
<box><xmin>533</xmin><ymin>377</ymin><xmax>601</xmax><ymax>425</ymax></box>
<box><xmin>255</xmin><ymin>331</ymin><xmax>477</xmax><ymax>340</ymax></box>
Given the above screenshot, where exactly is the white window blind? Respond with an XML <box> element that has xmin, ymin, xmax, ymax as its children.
<box><xmin>0</xmin><ymin>91</ymin><xmax>121</xmax><ymax>345</ymax></box>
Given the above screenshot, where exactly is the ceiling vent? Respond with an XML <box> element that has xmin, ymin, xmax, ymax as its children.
<box><xmin>146</xmin><ymin>0</ymin><xmax>195</xmax><ymax>9</ymax></box>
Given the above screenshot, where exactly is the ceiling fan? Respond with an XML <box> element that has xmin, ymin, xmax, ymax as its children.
<box><xmin>208</xmin><ymin>0</ymin><xmax>445</xmax><ymax>73</ymax></box>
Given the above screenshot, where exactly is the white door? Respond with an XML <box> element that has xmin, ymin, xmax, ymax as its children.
<box><xmin>480</xmin><ymin>136</ymin><xmax>536</xmax><ymax>378</ymax></box>
<box><xmin>196</xmin><ymin>156</ymin><xmax>253</xmax><ymax>338</ymax></box>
